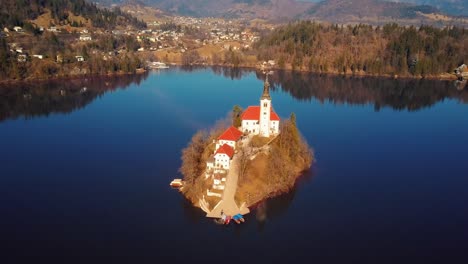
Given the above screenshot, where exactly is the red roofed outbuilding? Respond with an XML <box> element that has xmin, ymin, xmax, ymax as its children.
<box><xmin>216</xmin><ymin>126</ymin><xmax>243</xmax><ymax>151</ymax></box>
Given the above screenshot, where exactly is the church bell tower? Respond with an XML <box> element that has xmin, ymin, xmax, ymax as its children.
<box><xmin>259</xmin><ymin>74</ymin><xmax>272</xmax><ymax>137</ymax></box>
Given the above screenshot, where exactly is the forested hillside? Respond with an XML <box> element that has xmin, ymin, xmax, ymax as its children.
<box><xmin>255</xmin><ymin>21</ymin><xmax>468</xmax><ymax>77</ymax></box>
<box><xmin>0</xmin><ymin>0</ymin><xmax>147</xmax><ymax>81</ymax></box>
<box><xmin>0</xmin><ymin>0</ymin><xmax>146</xmax><ymax>29</ymax></box>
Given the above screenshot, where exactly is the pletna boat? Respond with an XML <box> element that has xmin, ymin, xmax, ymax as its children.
<box><xmin>233</xmin><ymin>214</ymin><xmax>244</xmax><ymax>224</ymax></box>
<box><xmin>170</xmin><ymin>179</ymin><xmax>183</xmax><ymax>188</ymax></box>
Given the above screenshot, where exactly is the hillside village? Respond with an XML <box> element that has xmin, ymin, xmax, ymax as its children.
<box><xmin>1</xmin><ymin>0</ymin><xmax>466</xmax><ymax>81</ymax></box>
<box><xmin>2</xmin><ymin>15</ymin><xmax>260</xmax><ymax>61</ymax></box>
<box><xmin>1</xmin><ymin>7</ymin><xmax>266</xmax><ymax>80</ymax></box>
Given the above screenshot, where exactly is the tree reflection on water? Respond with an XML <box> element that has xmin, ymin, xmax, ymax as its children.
<box><xmin>207</xmin><ymin>67</ymin><xmax>468</xmax><ymax>111</ymax></box>
<box><xmin>0</xmin><ymin>73</ymin><xmax>149</xmax><ymax>122</ymax></box>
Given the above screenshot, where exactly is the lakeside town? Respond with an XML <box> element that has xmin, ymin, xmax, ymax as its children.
<box><xmin>1</xmin><ymin>1</ymin><xmax>466</xmax><ymax>82</ymax></box>
<box><xmin>1</xmin><ymin>10</ymin><xmax>267</xmax><ymax>77</ymax></box>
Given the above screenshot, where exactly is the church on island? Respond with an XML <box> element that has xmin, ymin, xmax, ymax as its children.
<box><xmin>240</xmin><ymin>76</ymin><xmax>280</xmax><ymax>137</ymax></box>
<box><xmin>207</xmin><ymin>76</ymin><xmax>280</xmax><ymax>175</ymax></box>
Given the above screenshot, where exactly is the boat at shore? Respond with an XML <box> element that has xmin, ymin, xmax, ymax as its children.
<box><xmin>148</xmin><ymin>62</ymin><xmax>170</xmax><ymax>69</ymax></box>
<box><xmin>455</xmin><ymin>64</ymin><xmax>468</xmax><ymax>80</ymax></box>
<box><xmin>170</xmin><ymin>179</ymin><xmax>183</xmax><ymax>188</ymax></box>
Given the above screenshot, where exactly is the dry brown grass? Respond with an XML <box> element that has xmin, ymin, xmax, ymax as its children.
<box><xmin>195</xmin><ymin>44</ymin><xmax>224</xmax><ymax>59</ymax></box>
<box><xmin>67</xmin><ymin>13</ymin><xmax>91</xmax><ymax>27</ymax></box>
<box><xmin>31</xmin><ymin>10</ymin><xmax>53</xmax><ymax>28</ymax></box>
<box><xmin>250</xmin><ymin>135</ymin><xmax>272</xmax><ymax>148</ymax></box>
<box><xmin>30</xmin><ymin>10</ymin><xmax>91</xmax><ymax>30</ymax></box>
<box><xmin>154</xmin><ymin>50</ymin><xmax>182</xmax><ymax>63</ymax></box>
<box><xmin>235</xmin><ymin>153</ymin><xmax>270</xmax><ymax>206</ymax></box>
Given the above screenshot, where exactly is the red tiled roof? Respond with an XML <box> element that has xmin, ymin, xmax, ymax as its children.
<box><xmin>270</xmin><ymin>111</ymin><xmax>280</xmax><ymax>121</ymax></box>
<box><xmin>241</xmin><ymin>106</ymin><xmax>280</xmax><ymax>121</ymax></box>
<box><xmin>215</xmin><ymin>144</ymin><xmax>234</xmax><ymax>158</ymax></box>
<box><xmin>241</xmin><ymin>106</ymin><xmax>260</xmax><ymax>120</ymax></box>
<box><xmin>218</xmin><ymin>126</ymin><xmax>243</xmax><ymax>141</ymax></box>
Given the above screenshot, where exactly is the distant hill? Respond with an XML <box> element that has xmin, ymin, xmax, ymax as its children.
<box><xmin>0</xmin><ymin>0</ymin><xmax>146</xmax><ymax>29</ymax></box>
<box><xmin>93</xmin><ymin>0</ymin><xmax>314</xmax><ymax>19</ymax></box>
<box><xmin>304</xmin><ymin>0</ymin><xmax>440</xmax><ymax>23</ymax></box>
<box><xmin>93</xmin><ymin>0</ymin><xmax>467</xmax><ymax>26</ymax></box>
<box><xmin>385</xmin><ymin>0</ymin><xmax>467</xmax><ymax>17</ymax></box>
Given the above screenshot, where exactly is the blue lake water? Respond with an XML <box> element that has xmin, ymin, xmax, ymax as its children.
<box><xmin>1</xmin><ymin>68</ymin><xmax>467</xmax><ymax>263</ymax></box>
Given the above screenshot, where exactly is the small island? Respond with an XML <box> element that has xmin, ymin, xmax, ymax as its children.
<box><xmin>177</xmin><ymin>74</ymin><xmax>314</xmax><ymax>220</ymax></box>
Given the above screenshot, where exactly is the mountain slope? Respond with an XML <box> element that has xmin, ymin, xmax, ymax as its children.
<box><xmin>94</xmin><ymin>0</ymin><xmax>467</xmax><ymax>26</ymax></box>
<box><xmin>305</xmin><ymin>0</ymin><xmax>440</xmax><ymax>22</ymax></box>
<box><xmin>386</xmin><ymin>0</ymin><xmax>467</xmax><ymax>16</ymax></box>
<box><xmin>94</xmin><ymin>0</ymin><xmax>314</xmax><ymax>19</ymax></box>
<box><xmin>0</xmin><ymin>0</ymin><xmax>146</xmax><ymax>29</ymax></box>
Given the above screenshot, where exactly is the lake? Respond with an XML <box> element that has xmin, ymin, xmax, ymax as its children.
<box><xmin>1</xmin><ymin>67</ymin><xmax>467</xmax><ymax>263</ymax></box>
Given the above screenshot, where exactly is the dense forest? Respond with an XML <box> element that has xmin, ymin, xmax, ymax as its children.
<box><xmin>255</xmin><ymin>21</ymin><xmax>468</xmax><ymax>77</ymax></box>
<box><xmin>0</xmin><ymin>0</ymin><xmax>146</xmax><ymax>29</ymax></box>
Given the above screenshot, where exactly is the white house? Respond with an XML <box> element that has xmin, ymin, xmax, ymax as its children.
<box><xmin>213</xmin><ymin>144</ymin><xmax>234</xmax><ymax>170</ymax></box>
<box><xmin>79</xmin><ymin>34</ymin><xmax>92</xmax><ymax>41</ymax></box>
<box><xmin>212</xmin><ymin>173</ymin><xmax>226</xmax><ymax>190</ymax></box>
<box><xmin>206</xmin><ymin>156</ymin><xmax>215</xmax><ymax>171</ymax></box>
<box><xmin>48</xmin><ymin>27</ymin><xmax>59</xmax><ymax>32</ymax></box>
<box><xmin>215</xmin><ymin>126</ymin><xmax>243</xmax><ymax>151</ymax></box>
<box><xmin>13</xmin><ymin>26</ymin><xmax>23</xmax><ymax>32</ymax></box>
<box><xmin>241</xmin><ymin>76</ymin><xmax>280</xmax><ymax>137</ymax></box>
<box><xmin>75</xmin><ymin>56</ymin><xmax>84</xmax><ymax>62</ymax></box>
<box><xmin>17</xmin><ymin>54</ymin><xmax>27</xmax><ymax>62</ymax></box>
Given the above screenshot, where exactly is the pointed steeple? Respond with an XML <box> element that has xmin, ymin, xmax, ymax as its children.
<box><xmin>261</xmin><ymin>74</ymin><xmax>271</xmax><ymax>100</ymax></box>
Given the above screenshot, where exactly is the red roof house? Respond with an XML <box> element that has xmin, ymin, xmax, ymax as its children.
<box><xmin>215</xmin><ymin>144</ymin><xmax>235</xmax><ymax>159</ymax></box>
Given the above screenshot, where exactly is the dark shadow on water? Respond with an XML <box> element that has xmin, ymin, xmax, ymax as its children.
<box><xmin>209</xmin><ymin>66</ymin><xmax>251</xmax><ymax>80</ymax></box>
<box><xmin>268</xmin><ymin>70</ymin><xmax>468</xmax><ymax>111</ymax></box>
<box><xmin>3</xmin><ymin>67</ymin><xmax>467</xmax><ymax>123</ymax></box>
<box><xmin>181</xmin><ymin>197</ymin><xmax>205</xmax><ymax>225</ymax></box>
<box><xmin>0</xmin><ymin>73</ymin><xmax>149</xmax><ymax>122</ymax></box>
<box><xmin>178</xmin><ymin>162</ymin><xmax>317</xmax><ymax>232</ymax></box>
<box><xmin>180</xmin><ymin>66</ymin><xmax>468</xmax><ymax>111</ymax></box>
<box><xmin>179</xmin><ymin>65</ymin><xmax>246</xmax><ymax>80</ymax></box>
<box><xmin>254</xmin><ymin>168</ymin><xmax>317</xmax><ymax>233</ymax></box>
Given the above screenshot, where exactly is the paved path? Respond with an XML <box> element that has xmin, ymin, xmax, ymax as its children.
<box><xmin>206</xmin><ymin>139</ymin><xmax>250</xmax><ymax>218</ymax></box>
